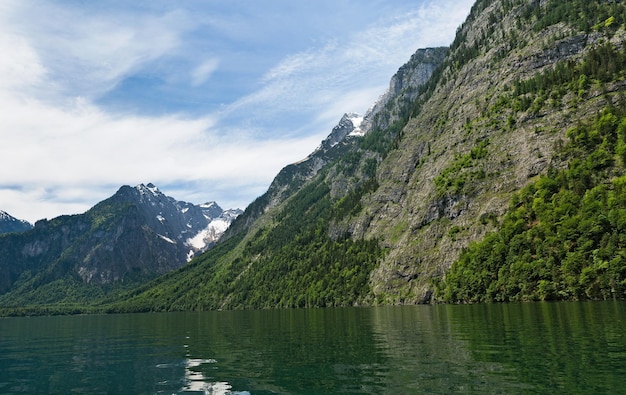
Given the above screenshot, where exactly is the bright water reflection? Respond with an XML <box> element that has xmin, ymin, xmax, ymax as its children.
<box><xmin>155</xmin><ymin>357</ymin><xmax>246</xmax><ymax>395</ymax></box>
<box><xmin>0</xmin><ymin>302</ymin><xmax>625</xmax><ymax>394</ymax></box>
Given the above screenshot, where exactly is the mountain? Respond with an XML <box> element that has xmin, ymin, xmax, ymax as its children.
<box><xmin>0</xmin><ymin>211</ymin><xmax>32</xmax><ymax>235</ymax></box>
<box><xmin>108</xmin><ymin>0</ymin><xmax>626</xmax><ymax>312</ymax></box>
<box><xmin>110</xmin><ymin>183</ymin><xmax>241</xmax><ymax>258</ymax></box>
<box><xmin>223</xmin><ymin>47</ymin><xmax>448</xmax><ymax>240</ymax></box>
<box><xmin>0</xmin><ymin>183</ymin><xmax>240</xmax><ymax>306</ymax></box>
<box><xmin>6</xmin><ymin>0</ymin><xmax>626</xmax><ymax>314</ymax></box>
<box><xmin>109</xmin><ymin>47</ymin><xmax>455</xmax><ymax>312</ymax></box>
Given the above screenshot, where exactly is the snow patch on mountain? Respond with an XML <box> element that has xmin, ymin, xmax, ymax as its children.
<box><xmin>159</xmin><ymin>234</ymin><xmax>176</xmax><ymax>244</ymax></box>
<box><xmin>347</xmin><ymin>114</ymin><xmax>365</xmax><ymax>137</ymax></box>
<box><xmin>185</xmin><ymin>209</ymin><xmax>242</xmax><ymax>260</ymax></box>
<box><xmin>187</xmin><ymin>230</ymin><xmax>211</xmax><ymax>250</ymax></box>
<box><xmin>127</xmin><ymin>183</ymin><xmax>242</xmax><ymax>261</ymax></box>
<box><xmin>136</xmin><ymin>182</ymin><xmax>163</xmax><ymax>197</ymax></box>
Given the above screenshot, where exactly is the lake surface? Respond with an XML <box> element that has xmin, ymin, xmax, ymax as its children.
<box><xmin>1</xmin><ymin>302</ymin><xmax>625</xmax><ymax>394</ymax></box>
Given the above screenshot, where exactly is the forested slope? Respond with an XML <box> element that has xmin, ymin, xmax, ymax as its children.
<box><xmin>363</xmin><ymin>0</ymin><xmax>626</xmax><ymax>303</ymax></box>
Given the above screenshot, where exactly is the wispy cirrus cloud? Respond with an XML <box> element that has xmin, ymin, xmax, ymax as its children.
<box><xmin>223</xmin><ymin>0</ymin><xmax>474</xmax><ymax>133</ymax></box>
<box><xmin>0</xmin><ymin>1</ymin><xmax>192</xmax><ymax>102</ymax></box>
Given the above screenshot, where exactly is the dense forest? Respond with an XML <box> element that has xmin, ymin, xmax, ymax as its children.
<box><xmin>442</xmin><ymin>104</ymin><xmax>626</xmax><ymax>302</ymax></box>
<box><xmin>441</xmin><ymin>35</ymin><xmax>626</xmax><ymax>302</ymax></box>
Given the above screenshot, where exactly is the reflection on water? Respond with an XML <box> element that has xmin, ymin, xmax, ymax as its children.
<box><xmin>182</xmin><ymin>358</ymin><xmax>219</xmax><ymax>393</ymax></box>
<box><xmin>368</xmin><ymin>305</ymin><xmax>536</xmax><ymax>393</ymax></box>
<box><xmin>443</xmin><ymin>301</ymin><xmax>626</xmax><ymax>393</ymax></box>
<box><xmin>0</xmin><ymin>303</ymin><xmax>625</xmax><ymax>394</ymax></box>
<box><xmin>176</xmin><ymin>358</ymin><xmax>250</xmax><ymax>395</ymax></box>
<box><xmin>156</xmin><ymin>345</ymin><xmax>250</xmax><ymax>395</ymax></box>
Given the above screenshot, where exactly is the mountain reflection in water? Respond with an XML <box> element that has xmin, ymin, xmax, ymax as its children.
<box><xmin>0</xmin><ymin>304</ymin><xmax>625</xmax><ymax>394</ymax></box>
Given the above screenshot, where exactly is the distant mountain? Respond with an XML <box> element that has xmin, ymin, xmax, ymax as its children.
<box><xmin>111</xmin><ymin>183</ymin><xmax>241</xmax><ymax>259</ymax></box>
<box><xmin>0</xmin><ymin>211</ymin><xmax>32</xmax><ymax>235</ymax></box>
<box><xmin>0</xmin><ymin>183</ymin><xmax>240</xmax><ymax>306</ymax></box>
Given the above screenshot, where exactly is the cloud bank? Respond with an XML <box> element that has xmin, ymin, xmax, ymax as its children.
<box><xmin>0</xmin><ymin>0</ymin><xmax>473</xmax><ymax>223</ymax></box>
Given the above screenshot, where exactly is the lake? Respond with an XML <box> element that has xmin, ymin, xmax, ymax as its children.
<box><xmin>1</xmin><ymin>302</ymin><xmax>625</xmax><ymax>394</ymax></box>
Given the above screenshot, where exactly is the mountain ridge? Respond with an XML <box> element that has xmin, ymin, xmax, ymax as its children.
<box><xmin>0</xmin><ymin>183</ymin><xmax>240</xmax><ymax>306</ymax></box>
<box><xmin>222</xmin><ymin>47</ymin><xmax>448</xmax><ymax>242</ymax></box>
<box><xmin>105</xmin><ymin>44</ymin><xmax>462</xmax><ymax>311</ymax></box>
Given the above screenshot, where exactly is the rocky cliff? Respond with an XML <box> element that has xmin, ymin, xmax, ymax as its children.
<box><xmin>362</xmin><ymin>0</ymin><xmax>626</xmax><ymax>303</ymax></box>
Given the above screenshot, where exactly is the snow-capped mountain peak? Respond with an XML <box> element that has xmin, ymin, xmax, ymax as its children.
<box><xmin>135</xmin><ymin>182</ymin><xmax>163</xmax><ymax>197</ymax></box>
<box><xmin>301</xmin><ymin>112</ymin><xmax>364</xmax><ymax>162</ymax></box>
<box><xmin>113</xmin><ymin>183</ymin><xmax>241</xmax><ymax>262</ymax></box>
<box><xmin>0</xmin><ymin>210</ymin><xmax>33</xmax><ymax>235</ymax></box>
<box><xmin>199</xmin><ymin>201</ymin><xmax>223</xmax><ymax>220</ymax></box>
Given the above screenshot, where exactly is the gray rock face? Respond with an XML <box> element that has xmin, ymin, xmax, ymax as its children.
<box><xmin>360</xmin><ymin>47</ymin><xmax>448</xmax><ymax>134</ymax></box>
<box><xmin>113</xmin><ymin>183</ymin><xmax>223</xmax><ymax>248</ymax></box>
<box><xmin>362</xmin><ymin>4</ymin><xmax>626</xmax><ymax>303</ymax></box>
<box><xmin>530</xmin><ymin>34</ymin><xmax>588</xmax><ymax>69</ymax></box>
<box><xmin>319</xmin><ymin>113</ymin><xmax>363</xmax><ymax>149</ymax></box>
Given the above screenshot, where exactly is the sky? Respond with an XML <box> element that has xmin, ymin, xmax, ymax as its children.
<box><xmin>0</xmin><ymin>0</ymin><xmax>474</xmax><ymax>223</ymax></box>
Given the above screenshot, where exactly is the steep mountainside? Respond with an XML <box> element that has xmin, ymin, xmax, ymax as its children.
<box><xmin>106</xmin><ymin>45</ymin><xmax>458</xmax><ymax>312</ymax></box>
<box><xmin>0</xmin><ymin>211</ymin><xmax>32</xmax><ymax>235</ymax></box>
<box><xmin>10</xmin><ymin>0</ymin><xmax>626</xmax><ymax>314</ymax></box>
<box><xmin>0</xmin><ymin>183</ymin><xmax>240</xmax><ymax>306</ymax></box>
<box><xmin>223</xmin><ymin>47</ymin><xmax>448</xmax><ymax>240</ymax></box>
<box><xmin>364</xmin><ymin>0</ymin><xmax>626</xmax><ymax>303</ymax></box>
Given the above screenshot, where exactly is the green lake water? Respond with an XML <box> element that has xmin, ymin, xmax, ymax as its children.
<box><xmin>1</xmin><ymin>302</ymin><xmax>625</xmax><ymax>394</ymax></box>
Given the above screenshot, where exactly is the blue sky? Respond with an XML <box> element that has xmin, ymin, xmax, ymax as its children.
<box><xmin>0</xmin><ymin>0</ymin><xmax>473</xmax><ymax>223</ymax></box>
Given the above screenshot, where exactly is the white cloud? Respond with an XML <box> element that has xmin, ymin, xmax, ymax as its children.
<box><xmin>0</xmin><ymin>1</ymin><xmax>192</xmax><ymax>101</ymax></box>
<box><xmin>0</xmin><ymin>2</ymin><xmax>317</xmax><ymax>221</ymax></box>
<box><xmin>0</xmin><ymin>31</ymin><xmax>46</xmax><ymax>92</ymax></box>
<box><xmin>0</xmin><ymin>187</ymin><xmax>85</xmax><ymax>224</ymax></box>
<box><xmin>0</xmin><ymin>92</ymin><xmax>319</xmax><ymax>222</ymax></box>
<box><xmin>262</xmin><ymin>49</ymin><xmax>322</xmax><ymax>83</ymax></box>
<box><xmin>191</xmin><ymin>58</ymin><xmax>220</xmax><ymax>87</ymax></box>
